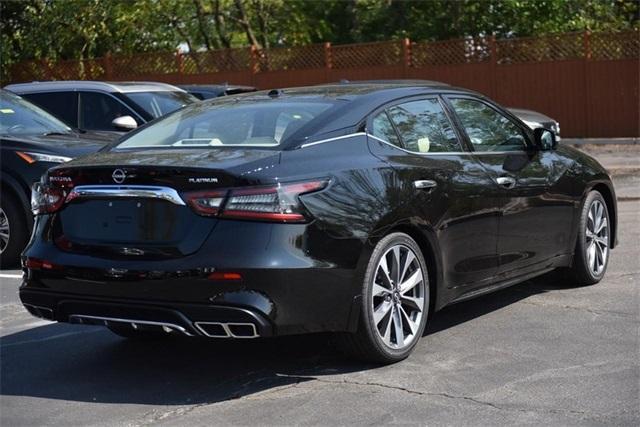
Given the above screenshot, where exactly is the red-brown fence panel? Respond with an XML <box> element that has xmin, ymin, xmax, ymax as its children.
<box><xmin>5</xmin><ymin>30</ymin><xmax>639</xmax><ymax>137</ymax></box>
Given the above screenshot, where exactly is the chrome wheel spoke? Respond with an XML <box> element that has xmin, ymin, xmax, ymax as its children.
<box><xmin>372</xmin><ymin>283</ymin><xmax>390</xmax><ymax>298</ymax></box>
<box><xmin>399</xmin><ymin>270</ymin><xmax>422</xmax><ymax>295</ymax></box>
<box><xmin>399</xmin><ymin>305</ymin><xmax>419</xmax><ymax>336</ymax></box>
<box><xmin>392</xmin><ymin>307</ymin><xmax>404</xmax><ymax>348</ymax></box>
<box><xmin>399</xmin><ymin>251</ymin><xmax>415</xmax><ymax>284</ymax></box>
<box><xmin>373</xmin><ymin>300</ymin><xmax>393</xmax><ymax>326</ymax></box>
<box><xmin>596</xmin><ymin>217</ymin><xmax>607</xmax><ymax>234</ymax></box>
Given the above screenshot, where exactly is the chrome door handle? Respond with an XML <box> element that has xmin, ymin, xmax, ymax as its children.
<box><xmin>496</xmin><ymin>176</ymin><xmax>517</xmax><ymax>189</ymax></box>
<box><xmin>414</xmin><ymin>180</ymin><xmax>437</xmax><ymax>190</ymax></box>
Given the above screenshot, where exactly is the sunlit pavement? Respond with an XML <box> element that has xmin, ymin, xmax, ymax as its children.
<box><xmin>1</xmin><ymin>163</ymin><xmax>639</xmax><ymax>425</ymax></box>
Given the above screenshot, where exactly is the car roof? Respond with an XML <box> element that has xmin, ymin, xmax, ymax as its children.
<box><xmin>178</xmin><ymin>84</ymin><xmax>256</xmax><ymax>91</ymax></box>
<box><xmin>4</xmin><ymin>80</ymin><xmax>186</xmax><ymax>94</ymax></box>
<box><xmin>219</xmin><ymin>82</ymin><xmax>477</xmax><ymax>105</ymax></box>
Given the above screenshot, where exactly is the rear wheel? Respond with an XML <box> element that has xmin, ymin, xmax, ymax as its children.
<box><xmin>338</xmin><ymin>233</ymin><xmax>429</xmax><ymax>363</ymax></box>
<box><xmin>568</xmin><ymin>190</ymin><xmax>610</xmax><ymax>285</ymax></box>
<box><xmin>0</xmin><ymin>192</ymin><xmax>28</xmax><ymax>268</ymax></box>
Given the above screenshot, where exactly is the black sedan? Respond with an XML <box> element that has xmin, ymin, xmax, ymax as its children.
<box><xmin>0</xmin><ymin>90</ymin><xmax>116</xmax><ymax>266</ymax></box>
<box><xmin>20</xmin><ymin>83</ymin><xmax>616</xmax><ymax>363</ymax></box>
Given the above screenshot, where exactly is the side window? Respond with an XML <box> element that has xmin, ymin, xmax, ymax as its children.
<box><xmin>387</xmin><ymin>99</ymin><xmax>460</xmax><ymax>153</ymax></box>
<box><xmin>79</xmin><ymin>92</ymin><xmax>140</xmax><ymax>131</ymax></box>
<box><xmin>449</xmin><ymin>98</ymin><xmax>527</xmax><ymax>152</ymax></box>
<box><xmin>23</xmin><ymin>92</ymin><xmax>78</xmax><ymax>127</ymax></box>
<box><xmin>371</xmin><ymin>112</ymin><xmax>401</xmax><ymax>147</ymax></box>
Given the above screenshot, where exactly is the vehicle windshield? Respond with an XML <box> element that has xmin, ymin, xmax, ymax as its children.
<box><xmin>124</xmin><ymin>91</ymin><xmax>197</xmax><ymax>119</ymax></box>
<box><xmin>0</xmin><ymin>91</ymin><xmax>72</xmax><ymax>136</ymax></box>
<box><xmin>115</xmin><ymin>100</ymin><xmax>334</xmax><ymax>149</ymax></box>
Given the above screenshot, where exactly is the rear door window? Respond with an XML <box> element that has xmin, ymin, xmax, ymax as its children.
<box><xmin>22</xmin><ymin>91</ymin><xmax>78</xmax><ymax>128</ymax></box>
<box><xmin>387</xmin><ymin>99</ymin><xmax>461</xmax><ymax>153</ymax></box>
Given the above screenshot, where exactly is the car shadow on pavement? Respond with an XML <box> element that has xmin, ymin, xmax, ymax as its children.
<box><xmin>0</xmin><ymin>271</ymin><xmax>568</xmax><ymax>406</ymax></box>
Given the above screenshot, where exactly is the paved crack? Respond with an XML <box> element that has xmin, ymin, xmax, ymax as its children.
<box><xmin>517</xmin><ymin>299</ymin><xmax>637</xmax><ymax>319</ymax></box>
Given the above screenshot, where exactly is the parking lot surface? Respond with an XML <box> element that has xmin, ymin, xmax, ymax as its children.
<box><xmin>1</xmin><ymin>199</ymin><xmax>637</xmax><ymax>426</ymax></box>
<box><xmin>2</xmin><ymin>140</ymin><xmax>639</xmax><ymax>426</ymax></box>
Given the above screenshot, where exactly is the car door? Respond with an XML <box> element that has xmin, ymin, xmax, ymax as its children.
<box><xmin>446</xmin><ymin>96</ymin><xmax>574</xmax><ymax>278</ymax></box>
<box><xmin>79</xmin><ymin>91</ymin><xmax>142</xmax><ymax>132</ymax></box>
<box><xmin>366</xmin><ymin>96</ymin><xmax>503</xmax><ymax>292</ymax></box>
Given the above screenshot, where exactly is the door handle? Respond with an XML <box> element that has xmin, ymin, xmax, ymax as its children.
<box><xmin>414</xmin><ymin>180</ymin><xmax>437</xmax><ymax>190</ymax></box>
<box><xmin>496</xmin><ymin>176</ymin><xmax>517</xmax><ymax>189</ymax></box>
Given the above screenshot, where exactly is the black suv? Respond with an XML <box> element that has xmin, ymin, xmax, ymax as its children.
<box><xmin>0</xmin><ymin>90</ymin><xmax>115</xmax><ymax>266</ymax></box>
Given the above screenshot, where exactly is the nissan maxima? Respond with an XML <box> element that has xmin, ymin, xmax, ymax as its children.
<box><xmin>20</xmin><ymin>83</ymin><xmax>616</xmax><ymax>363</ymax></box>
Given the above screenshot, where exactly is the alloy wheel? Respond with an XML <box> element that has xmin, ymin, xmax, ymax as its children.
<box><xmin>371</xmin><ymin>244</ymin><xmax>426</xmax><ymax>350</ymax></box>
<box><xmin>0</xmin><ymin>207</ymin><xmax>9</xmax><ymax>254</ymax></box>
<box><xmin>585</xmin><ymin>199</ymin><xmax>609</xmax><ymax>277</ymax></box>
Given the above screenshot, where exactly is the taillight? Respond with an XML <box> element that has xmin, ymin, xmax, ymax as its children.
<box><xmin>31</xmin><ymin>182</ymin><xmax>65</xmax><ymax>215</ymax></box>
<box><xmin>221</xmin><ymin>181</ymin><xmax>327</xmax><ymax>222</ymax></box>
<box><xmin>185</xmin><ymin>190</ymin><xmax>227</xmax><ymax>216</ymax></box>
<box><xmin>183</xmin><ymin>179</ymin><xmax>328</xmax><ymax>223</ymax></box>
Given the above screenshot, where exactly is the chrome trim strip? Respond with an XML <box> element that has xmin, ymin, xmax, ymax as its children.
<box><xmin>67</xmin><ymin>185</ymin><xmax>186</xmax><ymax>206</ymax></box>
<box><xmin>299</xmin><ymin>132</ymin><xmax>367</xmax><ymax>148</ymax></box>
<box><xmin>68</xmin><ymin>314</ymin><xmax>193</xmax><ymax>336</ymax></box>
<box><xmin>366</xmin><ymin>134</ymin><xmax>528</xmax><ymax>156</ymax></box>
<box><xmin>194</xmin><ymin>321</ymin><xmax>260</xmax><ymax>339</ymax></box>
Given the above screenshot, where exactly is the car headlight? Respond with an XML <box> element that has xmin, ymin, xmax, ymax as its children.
<box><xmin>16</xmin><ymin>151</ymin><xmax>72</xmax><ymax>164</ymax></box>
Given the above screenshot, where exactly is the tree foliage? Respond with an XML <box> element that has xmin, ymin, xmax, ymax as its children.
<box><xmin>1</xmin><ymin>0</ymin><xmax>638</xmax><ymax>76</ymax></box>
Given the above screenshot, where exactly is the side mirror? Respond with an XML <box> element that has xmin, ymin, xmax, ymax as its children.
<box><xmin>533</xmin><ymin>128</ymin><xmax>557</xmax><ymax>151</ymax></box>
<box><xmin>111</xmin><ymin>115</ymin><xmax>138</xmax><ymax>131</ymax></box>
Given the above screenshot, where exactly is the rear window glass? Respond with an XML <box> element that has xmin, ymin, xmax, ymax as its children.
<box><xmin>115</xmin><ymin>101</ymin><xmax>333</xmax><ymax>149</ymax></box>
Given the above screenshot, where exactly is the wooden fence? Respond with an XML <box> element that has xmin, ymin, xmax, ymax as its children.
<box><xmin>7</xmin><ymin>30</ymin><xmax>640</xmax><ymax>137</ymax></box>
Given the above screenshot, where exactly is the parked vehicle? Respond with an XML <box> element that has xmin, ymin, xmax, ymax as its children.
<box><xmin>0</xmin><ymin>90</ymin><xmax>116</xmax><ymax>266</ymax></box>
<box><xmin>179</xmin><ymin>84</ymin><xmax>257</xmax><ymax>100</ymax></box>
<box><xmin>5</xmin><ymin>81</ymin><xmax>197</xmax><ymax>134</ymax></box>
<box><xmin>508</xmin><ymin>107</ymin><xmax>561</xmax><ymax>138</ymax></box>
<box><xmin>21</xmin><ymin>83</ymin><xmax>616</xmax><ymax>363</ymax></box>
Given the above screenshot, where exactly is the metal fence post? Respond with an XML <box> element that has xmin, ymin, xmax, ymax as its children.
<box><xmin>324</xmin><ymin>42</ymin><xmax>332</xmax><ymax>82</ymax></box>
<box><xmin>103</xmin><ymin>52</ymin><xmax>113</xmax><ymax>79</ymax></box>
<box><xmin>489</xmin><ymin>35</ymin><xmax>497</xmax><ymax>99</ymax></box>
<box><xmin>402</xmin><ymin>38</ymin><xmax>411</xmax><ymax>77</ymax></box>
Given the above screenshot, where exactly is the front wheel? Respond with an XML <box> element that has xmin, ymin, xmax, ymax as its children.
<box><xmin>567</xmin><ymin>190</ymin><xmax>611</xmax><ymax>285</ymax></box>
<box><xmin>0</xmin><ymin>192</ymin><xmax>29</xmax><ymax>268</ymax></box>
<box><xmin>338</xmin><ymin>233</ymin><xmax>429</xmax><ymax>363</ymax></box>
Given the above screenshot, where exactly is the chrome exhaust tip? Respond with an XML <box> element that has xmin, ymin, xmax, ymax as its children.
<box><xmin>194</xmin><ymin>322</ymin><xmax>259</xmax><ymax>338</ymax></box>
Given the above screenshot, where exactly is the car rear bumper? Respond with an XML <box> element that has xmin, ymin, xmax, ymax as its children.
<box><xmin>20</xmin><ymin>288</ymin><xmax>274</xmax><ymax>338</ymax></box>
<box><xmin>21</xmin><ymin>219</ymin><xmax>368</xmax><ymax>336</ymax></box>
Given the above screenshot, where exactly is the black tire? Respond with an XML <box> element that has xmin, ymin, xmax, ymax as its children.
<box><xmin>567</xmin><ymin>190</ymin><xmax>611</xmax><ymax>286</ymax></box>
<box><xmin>107</xmin><ymin>324</ymin><xmax>172</xmax><ymax>340</ymax></box>
<box><xmin>0</xmin><ymin>191</ymin><xmax>29</xmax><ymax>268</ymax></box>
<box><xmin>337</xmin><ymin>232</ymin><xmax>429</xmax><ymax>364</ymax></box>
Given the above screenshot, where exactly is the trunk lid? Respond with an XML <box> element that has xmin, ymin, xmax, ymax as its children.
<box><xmin>48</xmin><ymin>148</ymin><xmax>281</xmax><ymax>260</ymax></box>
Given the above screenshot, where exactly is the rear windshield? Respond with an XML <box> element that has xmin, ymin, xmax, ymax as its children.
<box><xmin>124</xmin><ymin>91</ymin><xmax>196</xmax><ymax>119</ymax></box>
<box><xmin>115</xmin><ymin>100</ymin><xmax>333</xmax><ymax>149</ymax></box>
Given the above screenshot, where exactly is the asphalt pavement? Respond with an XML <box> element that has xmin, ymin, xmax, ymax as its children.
<box><xmin>1</xmin><ymin>145</ymin><xmax>639</xmax><ymax>426</ymax></box>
